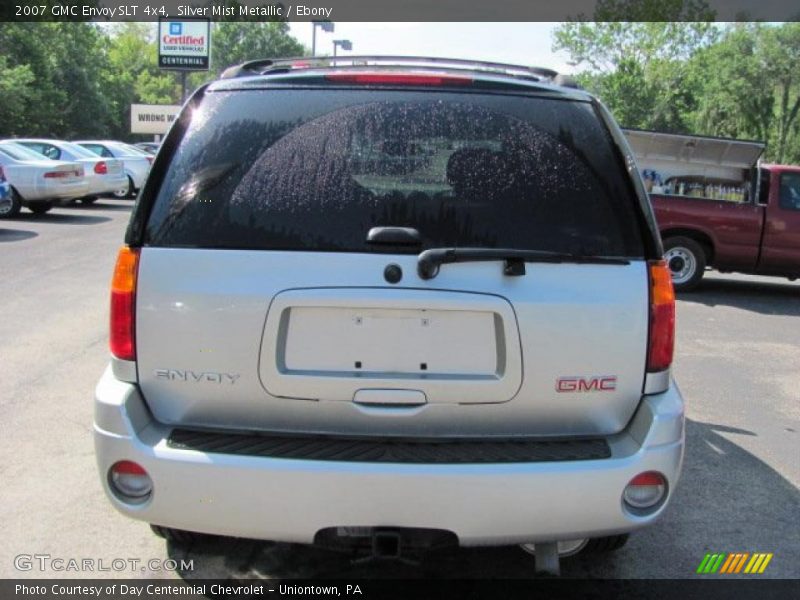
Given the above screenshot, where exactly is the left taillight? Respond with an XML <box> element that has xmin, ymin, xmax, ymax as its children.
<box><xmin>94</xmin><ymin>161</ymin><xmax>108</xmax><ymax>174</ymax></box>
<box><xmin>110</xmin><ymin>246</ymin><xmax>140</xmax><ymax>361</ymax></box>
<box><xmin>647</xmin><ymin>260</ymin><xmax>675</xmax><ymax>372</ymax></box>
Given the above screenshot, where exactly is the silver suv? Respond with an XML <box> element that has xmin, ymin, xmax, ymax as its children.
<box><xmin>95</xmin><ymin>57</ymin><xmax>684</xmax><ymax>573</ymax></box>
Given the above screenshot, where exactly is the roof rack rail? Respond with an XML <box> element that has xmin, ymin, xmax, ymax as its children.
<box><xmin>220</xmin><ymin>55</ymin><xmax>567</xmax><ymax>84</ymax></box>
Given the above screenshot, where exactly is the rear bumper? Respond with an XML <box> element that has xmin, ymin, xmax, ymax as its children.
<box><xmin>86</xmin><ymin>173</ymin><xmax>128</xmax><ymax>196</ymax></box>
<box><xmin>94</xmin><ymin>367</ymin><xmax>685</xmax><ymax>546</ymax></box>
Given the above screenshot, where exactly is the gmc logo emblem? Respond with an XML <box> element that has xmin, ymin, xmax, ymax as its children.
<box><xmin>556</xmin><ymin>376</ymin><xmax>618</xmax><ymax>392</ymax></box>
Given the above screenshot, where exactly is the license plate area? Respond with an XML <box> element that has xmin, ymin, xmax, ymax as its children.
<box><xmin>283</xmin><ymin>307</ymin><xmax>498</xmax><ymax>376</ymax></box>
<box><xmin>259</xmin><ymin>288</ymin><xmax>523</xmax><ymax>404</ymax></box>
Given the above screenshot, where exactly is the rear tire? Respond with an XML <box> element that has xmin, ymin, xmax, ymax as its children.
<box><xmin>0</xmin><ymin>188</ymin><xmax>22</xmax><ymax>218</ymax></box>
<box><xmin>663</xmin><ymin>236</ymin><xmax>706</xmax><ymax>292</ymax></box>
<box><xmin>28</xmin><ymin>201</ymin><xmax>53</xmax><ymax>215</ymax></box>
<box><xmin>150</xmin><ymin>524</ymin><xmax>209</xmax><ymax>545</ymax></box>
<box><xmin>582</xmin><ymin>534</ymin><xmax>629</xmax><ymax>554</ymax></box>
<box><xmin>113</xmin><ymin>176</ymin><xmax>134</xmax><ymax>199</ymax></box>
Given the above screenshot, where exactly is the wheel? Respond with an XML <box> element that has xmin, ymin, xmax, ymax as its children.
<box><xmin>113</xmin><ymin>176</ymin><xmax>134</xmax><ymax>199</ymax></box>
<box><xmin>28</xmin><ymin>201</ymin><xmax>53</xmax><ymax>215</ymax></box>
<box><xmin>150</xmin><ymin>524</ymin><xmax>209</xmax><ymax>545</ymax></box>
<box><xmin>0</xmin><ymin>188</ymin><xmax>22</xmax><ymax>218</ymax></box>
<box><xmin>582</xmin><ymin>534</ymin><xmax>629</xmax><ymax>554</ymax></box>
<box><xmin>663</xmin><ymin>236</ymin><xmax>707</xmax><ymax>292</ymax></box>
<box><xmin>80</xmin><ymin>196</ymin><xmax>98</xmax><ymax>205</ymax></box>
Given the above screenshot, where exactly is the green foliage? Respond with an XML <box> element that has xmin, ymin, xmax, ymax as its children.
<box><xmin>555</xmin><ymin>13</ymin><xmax>800</xmax><ymax>164</ymax></box>
<box><xmin>0</xmin><ymin>20</ymin><xmax>304</xmax><ymax>141</ymax></box>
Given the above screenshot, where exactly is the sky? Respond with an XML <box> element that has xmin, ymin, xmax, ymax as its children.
<box><xmin>287</xmin><ymin>23</ymin><xmax>577</xmax><ymax>74</ymax></box>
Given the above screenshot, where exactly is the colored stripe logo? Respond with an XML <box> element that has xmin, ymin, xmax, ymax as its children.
<box><xmin>696</xmin><ymin>552</ymin><xmax>773</xmax><ymax>574</ymax></box>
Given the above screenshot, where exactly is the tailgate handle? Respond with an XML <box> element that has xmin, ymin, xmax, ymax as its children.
<box><xmin>353</xmin><ymin>389</ymin><xmax>427</xmax><ymax>407</ymax></box>
<box><xmin>366</xmin><ymin>227</ymin><xmax>421</xmax><ymax>247</ymax></box>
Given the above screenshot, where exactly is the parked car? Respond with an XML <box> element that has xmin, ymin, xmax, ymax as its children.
<box><xmin>14</xmin><ymin>139</ymin><xmax>127</xmax><ymax>204</ymax></box>
<box><xmin>0</xmin><ymin>141</ymin><xmax>88</xmax><ymax>217</ymax></box>
<box><xmin>94</xmin><ymin>57</ymin><xmax>683</xmax><ymax>575</ymax></box>
<box><xmin>0</xmin><ymin>165</ymin><xmax>11</xmax><ymax>215</ymax></box>
<box><xmin>625</xmin><ymin>129</ymin><xmax>800</xmax><ymax>291</ymax></box>
<box><xmin>134</xmin><ymin>142</ymin><xmax>160</xmax><ymax>155</ymax></box>
<box><xmin>74</xmin><ymin>140</ymin><xmax>152</xmax><ymax>199</ymax></box>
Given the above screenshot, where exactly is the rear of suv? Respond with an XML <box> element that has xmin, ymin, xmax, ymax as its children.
<box><xmin>95</xmin><ymin>57</ymin><xmax>684</xmax><ymax>572</ymax></box>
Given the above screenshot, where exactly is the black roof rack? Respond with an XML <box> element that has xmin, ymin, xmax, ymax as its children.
<box><xmin>220</xmin><ymin>55</ymin><xmax>578</xmax><ymax>88</ymax></box>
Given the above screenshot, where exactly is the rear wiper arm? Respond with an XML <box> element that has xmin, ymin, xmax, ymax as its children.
<box><xmin>417</xmin><ymin>248</ymin><xmax>630</xmax><ymax>280</ymax></box>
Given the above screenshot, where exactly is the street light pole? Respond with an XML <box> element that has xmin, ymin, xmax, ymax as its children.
<box><xmin>311</xmin><ymin>21</ymin><xmax>335</xmax><ymax>56</ymax></box>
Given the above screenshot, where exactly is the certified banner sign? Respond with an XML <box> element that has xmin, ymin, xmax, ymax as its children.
<box><xmin>158</xmin><ymin>19</ymin><xmax>211</xmax><ymax>70</ymax></box>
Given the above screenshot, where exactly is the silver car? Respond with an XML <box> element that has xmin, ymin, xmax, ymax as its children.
<box><xmin>14</xmin><ymin>139</ymin><xmax>127</xmax><ymax>203</ymax></box>
<box><xmin>74</xmin><ymin>140</ymin><xmax>152</xmax><ymax>199</ymax></box>
<box><xmin>94</xmin><ymin>57</ymin><xmax>684</xmax><ymax>574</ymax></box>
<box><xmin>0</xmin><ymin>141</ymin><xmax>88</xmax><ymax>217</ymax></box>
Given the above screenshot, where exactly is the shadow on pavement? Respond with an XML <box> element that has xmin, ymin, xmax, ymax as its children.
<box><xmin>163</xmin><ymin>419</ymin><xmax>799</xmax><ymax>579</ymax></box>
<box><xmin>0</xmin><ymin>228</ymin><xmax>38</xmax><ymax>243</ymax></box>
<box><xmin>77</xmin><ymin>200</ymin><xmax>134</xmax><ymax>211</ymax></box>
<box><xmin>679</xmin><ymin>276</ymin><xmax>800</xmax><ymax>317</ymax></box>
<box><xmin>11</xmin><ymin>212</ymin><xmax>111</xmax><ymax>225</ymax></box>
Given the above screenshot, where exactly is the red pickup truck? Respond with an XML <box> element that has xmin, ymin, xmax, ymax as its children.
<box><xmin>625</xmin><ymin>129</ymin><xmax>800</xmax><ymax>291</ymax></box>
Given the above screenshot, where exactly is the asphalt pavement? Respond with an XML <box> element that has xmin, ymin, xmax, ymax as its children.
<box><xmin>1</xmin><ymin>201</ymin><xmax>798</xmax><ymax>579</ymax></box>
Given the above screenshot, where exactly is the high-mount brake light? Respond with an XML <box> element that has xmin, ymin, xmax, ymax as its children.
<box><xmin>647</xmin><ymin>260</ymin><xmax>675</xmax><ymax>372</ymax></box>
<box><xmin>110</xmin><ymin>246</ymin><xmax>140</xmax><ymax>361</ymax></box>
<box><xmin>324</xmin><ymin>72</ymin><xmax>473</xmax><ymax>86</ymax></box>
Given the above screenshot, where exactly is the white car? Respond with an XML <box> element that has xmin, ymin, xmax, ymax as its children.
<box><xmin>15</xmin><ymin>139</ymin><xmax>127</xmax><ymax>203</ymax></box>
<box><xmin>0</xmin><ymin>141</ymin><xmax>88</xmax><ymax>217</ymax></box>
<box><xmin>74</xmin><ymin>140</ymin><xmax>152</xmax><ymax>199</ymax></box>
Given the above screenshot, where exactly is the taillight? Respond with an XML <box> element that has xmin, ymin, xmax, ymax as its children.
<box><xmin>43</xmin><ymin>170</ymin><xmax>69</xmax><ymax>178</ymax></box>
<box><xmin>94</xmin><ymin>161</ymin><xmax>108</xmax><ymax>174</ymax></box>
<box><xmin>145</xmin><ymin>156</ymin><xmax>153</xmax><ymax>164</ymax></box>
<box><xmin>325</xmin><ymin>72</ymin><xmax>473</xmax><ymax>86</ymax></box>
<box><xmin>110</xmin><ymin>246</ymin><xmax>140</xmax><ymax>361</ymax></box>
<box><xmin>647</xmin><ymin>260</ymin><xmax>675</xmax><ymax>372</ymax></box>
<box><xmin>0</xmin><ymin>165</ymin><xmax>5</xmax><ymax>181</ymax></box>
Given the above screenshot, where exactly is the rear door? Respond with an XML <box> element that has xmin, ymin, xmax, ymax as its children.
<box><xmin>134</xmin><ymin>86</ymin><xmax>651</xmax><ymax>438</ymax></box>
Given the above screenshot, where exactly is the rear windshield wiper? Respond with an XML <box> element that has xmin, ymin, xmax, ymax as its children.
<box><xmin>417</xmin><ymin>248</ymin><xmax>630</xmax><ymax>280</ymax></box>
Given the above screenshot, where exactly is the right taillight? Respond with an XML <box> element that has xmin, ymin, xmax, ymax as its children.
<box><xmin>647</xmin><ymin>260</ymin><xmax>675</xmax><ymax>372</ymax></box>
<box><xmin>110</xmin><ymin>246</ymin><xmax>140</xmax><ymax>361</ymax></box>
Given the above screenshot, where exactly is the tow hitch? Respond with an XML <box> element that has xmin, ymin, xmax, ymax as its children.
<box><xmin>314</xmin><ymin>527</ymin><xmax>457</xmax><ymax>565</ymax></box>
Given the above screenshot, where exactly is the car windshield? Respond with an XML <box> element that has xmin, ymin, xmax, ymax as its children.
<box><xmin>62</xmin><ymin>141</ymin><xmax>102</xmax><ymax>159</ymax></box>
<box><xmin>146</xmin><ymin>89</ymin><xmax>644</xmax><ymax>257</ymax></box>
<box><xmin>0</xmin><ymin>142</ymin><xmax>53</xmax><ymax>161</ymax></box>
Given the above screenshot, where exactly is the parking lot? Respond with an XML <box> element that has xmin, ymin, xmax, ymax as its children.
<box><xmin>1</xmin><ymin>199</ymin><xmax>798</xmax><ymax>579</ymax></box>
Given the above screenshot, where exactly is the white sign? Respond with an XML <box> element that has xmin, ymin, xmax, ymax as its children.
<box><xmin>158</xmin><ymin>19</ymin><xmax>211</xmax><ymax>70</ymax></box>
<box><xmin>131</xmin><ymin>104</ymin><xmax>181</xmax><ymax>135</ymax></box>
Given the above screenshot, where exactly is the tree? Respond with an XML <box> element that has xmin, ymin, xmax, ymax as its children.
<box><xmin>553</xmin><ymin>1</ymin><xmax>717</xmax><ymax>132</ymax></box>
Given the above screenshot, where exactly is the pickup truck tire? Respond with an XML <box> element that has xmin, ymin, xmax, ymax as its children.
<box><xmin>0</xmin><ymin>188</ymin><xmax>23</xmax><ymax>219</ymax></box>
<box><xmin>663</xmin><ymin>236</ymin><xmax>706</xmax><ymax>292</ymax></box>
<box><xmin>28</xmin><ymin>201</ymin><xmax>53</xmax><ymax>215</ymax></box>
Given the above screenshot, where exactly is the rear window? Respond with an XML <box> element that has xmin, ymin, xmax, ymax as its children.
<box><xmin>145</xmin><ymin>89</ymin><xmax>644</xmax><ymax>257</ymax></box>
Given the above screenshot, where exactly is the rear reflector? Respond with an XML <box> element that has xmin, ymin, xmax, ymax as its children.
<box><xmin>110</xmin><ymin>246</ymin><xmax>140</xmax><ymax>361</ymax></box>
<box><xmin>109</xmin><ymin>460</ymin><xmax>152</xmax><ymax>501</ymax></box>
<box><xmin>647</xmin><ymin>260</ymin><xmax>675</xmax><ymax>372</ymax></box>
<box><xmin>623</xmin><ymin>471</ymin><xmax>667</xmax><ymax>510</ymax></box>
<box><xmin>94</xmin><ymin>161</ymin><xmax>108</xmax><ymax>174</ymax></box>
<box><xmin>325</xmin><ymin>72</ymin><xmax>472</xmax><ymax>86</ymax></box>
